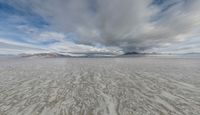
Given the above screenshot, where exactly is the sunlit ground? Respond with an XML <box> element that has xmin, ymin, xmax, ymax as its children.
<box><xmin>0</xmin><ymin>57</ymin><xmax>200</xmax><ymax>115</ymax></box>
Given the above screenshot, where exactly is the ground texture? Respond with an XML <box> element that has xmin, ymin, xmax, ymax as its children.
<box><xmin>0</xmin><ymin>57</ymin><xmax>200</xmax><ymax>115</ymax></box>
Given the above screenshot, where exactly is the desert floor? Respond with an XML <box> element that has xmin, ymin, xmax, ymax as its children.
<box><xmin>0</xmin><ymin>57</ymin><xmax>200</xmax><ymax>115</ymax></box>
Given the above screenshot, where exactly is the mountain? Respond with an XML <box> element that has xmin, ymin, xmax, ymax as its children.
<box><xmin>18</xmin><ymin>51</ymin><xmax>170</xmax><ymax>58</ymax></box>
<box><xmin>123</xmin><ymin>51</ymin><xmax>141</xmax><ymax>55</ymax></box>
<box><xmin>19</xmin><ymin>52</ymin><xmax>118</xmax><ymax>58</ymax></box>
<box><xmin>70</xmin><ymin>52</ymin><xmax>118</xmax><ymax>58</ymax></box>
<box><xmin>19</xmin><ymin>53</ymin><xmax>71</xmax><ymax>58</ymax></box>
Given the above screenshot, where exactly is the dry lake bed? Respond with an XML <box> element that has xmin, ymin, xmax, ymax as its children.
<box><xmin>0</xmin><ymin>56</ymin><xmax>200</xmax><ymax>115</ymax></box>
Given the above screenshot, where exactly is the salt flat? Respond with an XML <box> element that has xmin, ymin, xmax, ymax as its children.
<box><xmin>0</xmin><ymin>57</ymin><xmax>200</xmax><ymax>115</ymax></box>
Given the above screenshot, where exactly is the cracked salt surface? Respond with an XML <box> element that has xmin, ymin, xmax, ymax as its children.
<box><xmin>0</xmin><ymin>57</ymin><xmax>200</xmax><ymax>115</ymax></box>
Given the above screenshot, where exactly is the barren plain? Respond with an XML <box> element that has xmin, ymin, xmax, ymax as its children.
<box><xmin>0</xmin><ymin>57</ymin><xmax>200</xmax><ymax>115</ymax></box>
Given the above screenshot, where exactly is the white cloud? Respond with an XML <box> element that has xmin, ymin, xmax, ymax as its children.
<box><xmin>48</xmin><ymin>41</ymin><xmax>123</xmax><ymax>55</ymax></box>
<box><xmin>0</xmin><ymin>39</ymin><xmax>48</xmax><ymax>55</ymax></box>
<box><xmin>34</xmin><ymin>31</ymin><xmax>65</xmax><ymax>41</ymax></box>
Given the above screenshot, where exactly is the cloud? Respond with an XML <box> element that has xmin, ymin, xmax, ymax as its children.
<box><xmin>1</xmin><ymin>0</ymin><xmax>200</xmax><ymax>53</ymax></box>
<box><xmin>33</xmin><ymin>31</ymin><xmax>65</xmax><ymax>42</ymax></box>
<box><xmin>48</xmin><ymin>41</ymin><xmax>123</xmax><ymax>54</ymax></box>
<box><xmin>0</xmin><ymin>38</ymin><xmax>48</xmax><ymax>54</ymax></box>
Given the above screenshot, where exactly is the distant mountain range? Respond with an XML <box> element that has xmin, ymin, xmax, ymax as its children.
<box><xmin>19</xmin><ymin>53</ymin><xmax>71</xmax><ymax>58</ymax></box>
<box><xmin>18</xmin><ymin>52</ymin><xmax>151</xmax><ymax>58</ymax></box>
<box><xmin>19</xmin><ymin>52</ymin><xmax>118</xmax><ymax>58</ymax></box>
<box><xmin>16</xmin><ymin>52</ymin><xmax>200</xmax><ymax>58</ymax></box>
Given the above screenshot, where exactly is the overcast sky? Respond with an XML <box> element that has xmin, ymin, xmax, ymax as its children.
<box><xmin>0</xmin><ymin>0</ymin><xmax>200</xmax><ymax>55</ymax></box>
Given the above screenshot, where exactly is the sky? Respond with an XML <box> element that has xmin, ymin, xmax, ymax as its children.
<box><xmin>0</xmin><ymin>0</ymin><xmax>200</xmax><ymax>55</ymax></box>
